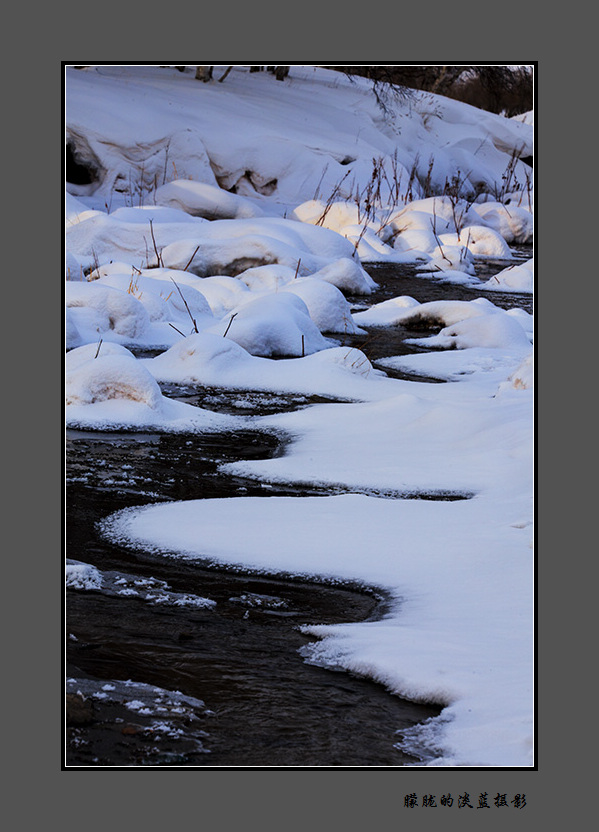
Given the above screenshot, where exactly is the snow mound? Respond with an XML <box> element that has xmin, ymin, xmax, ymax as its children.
<box><xmin>65</xmin><ymin>343</ymin><xmax>163</xmax><ymax>407</ymax></box>
<box><xmin>389</xmin><ymin>197</ymin><xmax>481</xmax><ymax>235</ymax></box>
<box><xmin>65</xmin><ymin>280</ymin><xmax>150</xmax><ymax>341</ymax></box>
<box><xmin>186</xmin><ymin>275</ymin><xmax>252</xmax><ymax>317</ymax></box>
<box><xmin>309</xmin><ymin>257</ymin><xmax>377</xmax><ymax>295</ymax></box>
<box><xmin>237</xmin><ymin>264</ymin><xmax>297</xmax><ymax>292</ymax></box>
<box><xmin>65</xmin><ymin>249</ymin><xmax>84</xmax><ymax>280</ymax></box>
<box><xmin>417</xmin><ymin>244</ymin><xmax>477</xmax><ymax>275</ymax></box>
<box><xmin>471</xmin><ymin>201</ymin><xmax>533</xmax><ymax>244</ymax></box>
<box><xmin>154</xmin><ymin>179</ymin><xmax>265</xmax><ymax>219</ymax></box>
<box><xmin>282</xmin><ymin>278</ymin><xmax>363</xmax><ymax>334</ymax></box>
<box><xmin>486</xmin><ymin>259</ymin><xmax>534</xmax><ymax>293</ymax></box>
<box><xmin>158</xmin><ymin>217</ymin><xmax>362</xmax><ymax>279</ymax></box>
<box><xmin>145</xmin><ymin>332</ymin><xmax>255</xmax><ymax>385</ymax></box>
<box><xmin>407</xmin><ymin>307</ymin><xmax>532</xmax><ymax>351</ymax></box>
<box><xmin>205</xmin><ymin>292</ymin><xmax>332</xmax><ymax>357</ymax></box>
<box><xmin>439</xmin><ymin>225</ymin><xmax>514</xmax><ymax>259</ymax></box>
<box><xmin>65</xmin><ymin>308</ymin><xmax>83</xmax><ymax>350</ymax></box>
<box><xmin>95</xmin><ymin>267</ymin><xmax>215</xmax><ymax>326</ymax></box>
<box><xmin>352</xmin><ymin>295</ymin><xmax>421</xmax><ymax>327</ymax></box>
<box><xmin>65</xmin><ymin>206</ymin><xmax>206</xmax><ymax>272</ymax></box>
<box><xmin>498</xmin><ymin>351</ymin><xmax>534</xmax><ymax>391</ymax></box>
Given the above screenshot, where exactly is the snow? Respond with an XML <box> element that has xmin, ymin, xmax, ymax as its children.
<box><xmin>142</xmin><ymin>333</ymin><xmax>391</xmax><ymax>401</ymax></box>
<box><xmin>65</xmin><ymin>341</ymin><xmax>245</xmax><ymax>431</ymax></box>
<box><xmin>66</xmin><ymin>560</ymin><xmax>103</xmax><ymax>590</ymax></box>
<box><xmin>154</xmin><ymin>179</ymin><xmax>266</xmax><ymax>220</ymax></box>
<box><xmin>483</xmin><ymin>258</ymin><xmax>534</xmax><ymax>293</ymax></box>
<box><xmin>204</xmin><ymin>291</ymin><xmax>333</xmax><ymax>357</ymax></box>
<box><xmin>65</xmin><ymin>64</ymin><xmax>534</xmax><ymax>767</ymax></box>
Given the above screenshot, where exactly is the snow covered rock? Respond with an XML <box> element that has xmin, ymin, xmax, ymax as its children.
<box><xmin>486</xmin><ymin>259</ymin><xmax>534</xmax><ymax>293</ymax></box>
<box><xmin>65</xmin><ymin>280</ymin><xmax>151</xmax><ymax>340</ymax></box>
<box><xmin>66</xmin><ymin>561</ymin><xmax>103</xmax><ymax>590</ymax></box>
<box><xmin>65</xmin><ymin>343</ymin><xmax>163</xmax><ymax>407</ymax></box>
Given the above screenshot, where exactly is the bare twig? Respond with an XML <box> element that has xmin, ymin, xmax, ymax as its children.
<box><xmin>430</xmin><ymin>216</ymin><xmax>452</xmax><ymax>265</ymax></box>
<box><xmin>316</xmin><ymin>169</ymin><xmax>351</xmax><ymax>226</ymax></box>
<box><xmin>168</xmin><ymin>322</ymin><xmax>186</xmax><ymax>337</ymax></box>
<box><xmin>94</xmin><ymin>339</ymin><xmax>103</xmax><ymax>359</ymax></box>
<box><xmin>461</xmin><ymin>228</ymin><xmax>472</xmax><ymax>263</ymax></box>
<box><xmin>352</xmin><ymin>221</ymin><xmax>369</xmax><ymax>256</ymax></box>
<box><xmin>149</xmin><ymin>219</ymin><xmax>163</xmax><ymax>268</ymax></box>
<box><xmin>183</xmin><ymin>245</ymin><xmax>200</xmax><ymax>272</ymax></box>
<box><xmin>162</xmin><ymin>140</ymin><xmax>170</xmax><ymax>186</ymax></box>
<box><xmin>313</xmin><ymin>164</ymin><xmax>329</xmax><ymax>201</ymax></box>
<box><xmin>169</xmin><ymin>277</ymin><xmax>198</xmax><ymax>333</ymax></box>
<box><xmin>223</xmin><ymin>313</ymin><xmax>237</xmax><ymax>338</ymax></box>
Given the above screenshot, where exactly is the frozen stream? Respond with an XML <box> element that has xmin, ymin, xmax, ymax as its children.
<box><xmin>65</xmin><ymin>255</ymin><xmax>532</xmax><ymax>768</ymax></box>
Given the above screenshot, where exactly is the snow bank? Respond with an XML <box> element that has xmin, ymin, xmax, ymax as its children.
<box><xmin>66</xmin><ymin>66</ymin><xmax>532</xmax><ymax>273</ymax></box>
<box><xmin>143</xmin><ymin>332</ymin><xmax>392</xmax><ymax>401</ymax></box>
<box><xmin>159</xmin><ymin>217</ymin><xmax>364</xmax><ymax>278</ymax></box>
<box><xmin>66</xmin><ymin>66</ymin><xmax>532</xmax><ymax>210</ymax></box>
<box><xmin>378</xmin><ymin>346</ymin><xmax>533</xmax><ymax>384</ymax></box>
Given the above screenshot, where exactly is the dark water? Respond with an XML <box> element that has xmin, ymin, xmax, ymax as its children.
<box><xmin>65</xmin><ymin>429</ymin><xmax>443</xmax><ymax>767</ymax></box>
<box><xmin>65</xmin><ymin>254</ymin><xmax>532</xmax><ymax>768</ymax></box>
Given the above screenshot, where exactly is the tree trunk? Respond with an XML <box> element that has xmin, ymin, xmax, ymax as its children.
<box><xmin>195</xmin><ymin>66</ymin><xmax>213</xmax><ymax>82</ymax></box>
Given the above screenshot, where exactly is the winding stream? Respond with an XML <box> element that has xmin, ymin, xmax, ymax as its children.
<box><xmin>65</xmin><ymin>254</ymin><xmax>532</xmax><ymax>768</ymax></box>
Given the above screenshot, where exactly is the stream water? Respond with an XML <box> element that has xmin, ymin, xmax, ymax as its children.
<box><xmin>65</xmin><ymin>252</ymin><xmax>532</xmax><ymax>768</ymax></box>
